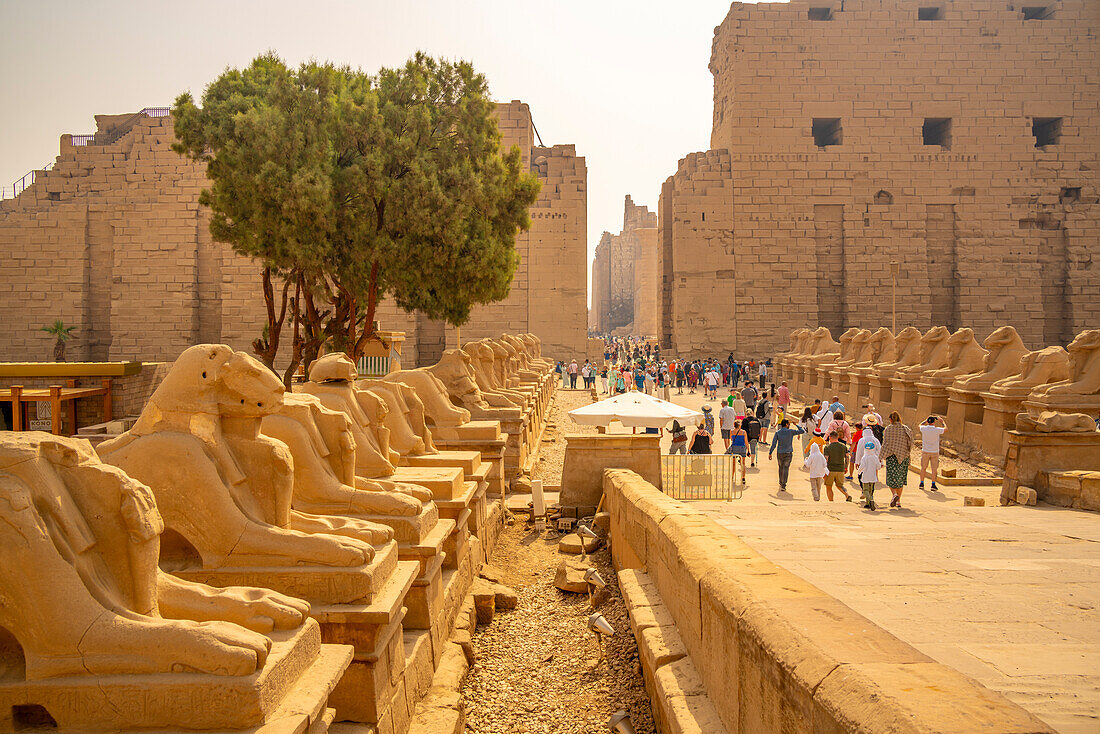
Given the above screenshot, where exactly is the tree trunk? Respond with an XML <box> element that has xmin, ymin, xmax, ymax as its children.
<box><xmin>251</xmin><ymin>266</ymin><xmax>290</xmax><ymax>374</ymax></box>
<box><xmin>351</xmin><ymin>260</ymin><xmax>381</xmax><ymax>363</ymax></box>
<box><xmin>282</xmin><ymin>276</ymin><xmax>303</xmax><ymax>390</ymax></box>
<box><xmin>53</xmin><ymin>339</ymin><xmax>65</xmax><ymax>362</ymax></box>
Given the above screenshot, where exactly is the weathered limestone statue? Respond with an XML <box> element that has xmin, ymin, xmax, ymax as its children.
<box><xmin>430</xmin><ymin>348</ymin><xmax>526</xmax><ymax>417</ymax></box>
<box><xmin>853</xmin><ymin>328</ymin><xmax>896</xmax><ymax>367</ymax></box>
<box><xmin>0</xmin><ymin>432</ymin><xmax>350</xmax><ymax>732</ymax></box>
<box><xmin>300</xmin><ymin>354</ymin><xmax>431</xmax><ymax>495</ymax></box>
<box><xmin>98</xmin><ymin>345</ymin><xmax>377</xmax><ymax>570</ymax></box>
<box><xmin>952</xmin><ymin>326</ymin><xmax>1030</xmax><ymax>391</ymax></box>
<box><xmin>793</xmin><ymin>328</ymin><xmax>815</xmax><ymax>356</ymax></box>
<box><xmin>873</xmin><ymin>326</ymin><xmax>923</xmax><ymax>375</ymax></box>
<box><xmin>502</xmin><ymin>334</ymin><xmax>550</xmax><ymax>375</ymax></box>
<box><xmin>359</xmin><ymin>379</ymin><xmax>438</xmax><ymax>456</ymax></box>
<box><xmin>839</xmin><ymin>329</ymin><xmax>873</xmax><ymax>366</ymax></box>
<box><xmin>462</xmin><ymin>340</ymin><xmax>526</xmax><ymax>406</ymax></box>
<box><xmin>1016</xmin><ymin>410</ymin><xmax>1097</xmax><ymax>433</ymax></box>
<box><xmin>519</xmin><ymin>333</ymin><xmax>554</xmax><ymax>370</ymax></box>
<box><xmin>897</xmin><ymin>326</ymin><xmax>952</xmax><ymax>378</ymax></box>
<box><xmin>830</xmin><ymin>327</ymin><xmax>864</xmax><ymax>366</ymax></box>
<box><xmin>808</xmin><ymin>326</ymin><xmax>840</xmax><ymax>359</ymax></box>
<box><xmin>924</xmin><ymin>328</ymin><xmax>989</xmax><ymax>382</ymax></box>
<box><xmin>781</xmin><ymin>328</ymin><xmax>809</xmax><ymax>356</ymax></box>
<box><xmin>1029</xmin><ymin>330</ymin><xmax>1100</xmax><ymax>400</ymax></box>
<box><xmin>383</xmin><ymin>365</ymin><xmax>473</xmax><ymax>436</ymax></box>
<box><xmin>989</xmin><ymin>346</ymin><xmax>1071</xmax><ymax>395</ymax></box>
<box><xmin>0</xmin><ymin>432</ymin><xmax>307</xmax><ymax>679</ymax></box>
<box><xmin>260</xmin><ymin>392</ymin><xmax>422</xmax><ymax>523</ymax></box>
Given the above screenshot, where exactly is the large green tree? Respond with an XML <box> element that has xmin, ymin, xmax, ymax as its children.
<box><xmin>172</xmin><ymin>54</ymin><xmax>334</xmax><ymax>384</ymax></box>
<box><xmin>174</xmin><ymin>52</ymin><xmax>539</xmax><ymax>374</ymax></box>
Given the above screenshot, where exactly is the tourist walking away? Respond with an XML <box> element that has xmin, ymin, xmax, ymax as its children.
<box><xmin>768</xmin><ymin>419</ymin><xmax>805</xmax><ymax>491</ymax></box>
<box><xmin>918</xmin><ymin>415</ymin><xmax>947</xmax><ymax>491</ymax></box>
<box><xmin>701</xmin><ymin>404</ymin><xmax>715</xmax><ymax>436</ymax></box>
<box><xmin>689</xmin><ymin>422</ymin><xmax>712</xmax><ymax>454</ymax></box>
<box><xmin>600</xmin><ymin>365</ymin><xmax>609</xmax><ymax>394</ymax></box>
<box><xmin>660</xmin><ymin>370</ymin><xmax>671</xmax><ymax>401</ymax></box>
<box><xmin>644</xmin><ymin>369</ymin><xmax>655</xmax><ymax>395</ymax></box>
<box><xmin>667</xmin><ymin>420</ymin><xmax>688</xmax><ymax>455</ymax></box>
<box><xmin>676</xmin><ymin>363</ymin><xmax>685</xmax><ymax>394</ymax></box>
<box><xmin>580</xmin><ymin>361</ymin><xmax>590</xmax><ymax>389</ymax></box>
<box><xmin>881</xmin><ymin>411</ymin><xmax>914</xmax><ymax>508</ymax></box>
<box><xmin>556</xmin><ymin>361</ymin><xmax>565</xmax><ymax>389</ymax></box>
<box><xmin>759</xmin><ymin>360</ymin><xmax>768</xmax><ymax>389</ymax></box>
<box><xmin>804</xmin><ymin>443</ymin><xmax>827</xmax><ymax>501</ymax></box>
<box><xmin>718</xmin><ymin>399</ymin><xmax>737</xmax><ymax>450</ymax></box>
<box><xmin>756</xmin><ymin>394</ymin><xmax>772</xmax><ymax>445</ymax></box>
<box><xmin>855</xmin><ymin>415</ymin><xmax>881</xmax><ymax>466</ymax></box>
<box><xmin>777</xmin><ymin>381</ymin><xmax>791</xmax><ymax>412</ymax></box>
<box><xmin>829</xmin><ymin>396</ymin><xmax>845</xmax><ymax>414</ymax></box>
<box><xmin>725</xmin><ymin>419</ymin><xmax>749</xmax><ymax>484</ymax></box>
<box><xmin>568</xmin><ymin>359</ymin><xmax>579</xmax><ymax>389</ymax></box>
<box><xmin>742</xmin><ymin>412</ymin><xmax>761</xmax><ymax>467</ymax></box>
<box><xmin>857</xmin><ymin>439</ymin><xmax>882</xmax><ymax>510</ymax></box>
<box><xmin>742</xmin><ymin>382</ymin><xmax>758</xmax><ymax>413</ymax></box>
<box><xmin>846</xmin><ymin>420</ymin><xmax>863</xmax><ymax>479</ymax></box>
<box><xmin>732</xmin><ymin>392</ymin><xmax>747</xmax><ymax>419</ymax></box>
<box><xmin>798</xmin><ymin>407</ymin><xmax>816</xmax><ymax>460</ymax></box>
<box><xmin>823</xmin><ymin>432</ymin><xmax>852</xmax><ymax>501</ymax></box>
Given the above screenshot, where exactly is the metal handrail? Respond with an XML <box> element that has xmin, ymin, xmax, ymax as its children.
<box><xmin>3</xmin><ymin>107</ymin><xmax>169</xmax><ymax>200</ymax></box>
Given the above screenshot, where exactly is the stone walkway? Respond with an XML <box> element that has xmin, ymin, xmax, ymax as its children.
<box><xmin>575</xmin><ymin>381</ymin><xmax>1100</xmax><ymax>732</ymax></box>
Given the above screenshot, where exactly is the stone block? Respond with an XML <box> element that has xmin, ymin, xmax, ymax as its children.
<box><xmin>1016</xmin><ymin>486</ymin><xmax>1038</xmax><ymax>506</ymax></box>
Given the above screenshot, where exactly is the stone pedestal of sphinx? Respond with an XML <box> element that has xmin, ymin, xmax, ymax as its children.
<box><xmin>0</xmin><ymin>432</ymin><xmax>349</xmax><ymax>733</ymax></box>
<box><xmin>979</xmin><ymin>346</ymin><xmax>1071</xmax><ymax>464</ymax></box>
<box><xmin>96</xmin><ymin>345</ymin><xmax>420</xmax><ymax>725</ymax></box>
<box><xmin>888</xmin><ymin>326</ymin><xmax>952</xmax><ymax>427</ymax></box>
<box><xmin>782</xmin><ymin>328</ymin><xmax>814</xmax><ymax>395</ymax></box>
<box><xmin>913</xmin><ymin>328</ymin><xmax>989</xmax><ymax>436</ymax></box>
<box><xmin>426</xmin><ymin>349</ymin><xmax>532</xmax><ymax>487</ymax></box>
<box><xmin>848</xmin><ymin>328</ymin><xmax>895</xmax><ymax>413</ymax></box>
<box><xmin>941</xmin><ymin>326</ymin><xmax>1028</xmax><ymax>450</ymax></box>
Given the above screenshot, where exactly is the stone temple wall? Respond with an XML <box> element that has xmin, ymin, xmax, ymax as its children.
<box><xmin>660</xmin><ymin>0</ymin><xmax>1100</xmax><ymax>358</ymax></box>
<box><xmin>589</xmin><ymin>195</ymin><xmax>658</xmax><ymax>336</ymax></box>
<box><xmin>0</xmin><ymin>101</ymin><xmax>588</xmax><ymax>365</ymax></box>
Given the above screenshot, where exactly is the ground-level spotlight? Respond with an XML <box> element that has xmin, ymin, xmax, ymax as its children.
<box><xmin>588</xmin><ymin>612</ymin><xmax>615</xmax><ymax>636</ymax></box>
<box><xmin>609</xmin><ymin>710</ymin><xmax>635</xmax><ymax>734</ymax></box>
<box><xmin>584</xmin><ymin>568</ymin><xmax>607</xmax><ymax>589</ymax></box>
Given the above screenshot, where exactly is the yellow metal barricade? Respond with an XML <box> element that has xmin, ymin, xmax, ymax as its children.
<box><xmin>661</xmin><ymin>454</ymin><xmax>740</xmax><ymax>501</ymax></box>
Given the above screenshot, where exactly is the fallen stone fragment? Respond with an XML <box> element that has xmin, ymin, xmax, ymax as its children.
<box><xmin>451</xmin><ymin>628</ymin><xmax>475</xmax><ymax>665</ymax></box>
<box><xmin>471</xmin><ymin>578</ymin><xmax>497</xmax><ymax>625</ymax></box>
<box><xmin>554</xmin><ymin>556</ymin><xmax>591</xmax><ymax>593</ymax></box>
<box><xmin>492</xmin><ymin>582</ymin><xmax>518</xmax><ymax>611</ymax></box>
<box><xmin>1016</xmin><ymin>486</ymin><xmax>1038</xmax><ymax>506</ymax></box>
<box><xmin>558</xmin><ymin>532</ymin><xmax>600</xmax><ymax>555</ymax></box>
<box><xmin>964</xmin><ymin>496</ymin><xmax>985</xmax><ymax>506</ymax></box>
<box><xmin>592</xmin><ymin>511</ymin><xmax>611</xmax><ymax>535</ymax></box>
<box><xmin>479</xmin><ymin>564</ymin><xmax>504</xmax><ymax>584</ymax></box>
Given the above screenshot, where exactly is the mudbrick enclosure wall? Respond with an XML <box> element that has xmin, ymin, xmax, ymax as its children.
<box><xmin>0</xmin><ymin>102</ymin><xmax>588</xmax><ymax>364</ymax></box>
<box><xmin>659</xmin><ymin>0</ymin><xmax>1100</xmax><ymax>358</ymax></box>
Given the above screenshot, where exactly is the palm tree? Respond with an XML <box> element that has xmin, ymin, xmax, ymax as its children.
<box><xmin>41</xmin><ymin>320</ymin><xmax>76</xmax><ymax>362</ymax></box>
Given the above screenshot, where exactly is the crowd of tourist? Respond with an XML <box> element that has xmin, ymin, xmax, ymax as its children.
<box><xmin>575</xmin><ymin>334</ymin><xmax>951</xmax><ymax>513</ymax></box>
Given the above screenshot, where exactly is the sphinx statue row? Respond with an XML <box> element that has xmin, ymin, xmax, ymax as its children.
<box><xmin>774</xmin><ymin>325</ymin><xmax>1100</xmax><ymax>462</ymax></box>
<box><xmin>0</xmin><ymin>333</ymin><xmax>554</xmax><ymax>733</ymax></box>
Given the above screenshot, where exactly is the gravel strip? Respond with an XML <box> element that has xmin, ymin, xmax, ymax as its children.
<box><xmin>463</xmin><ymin>387</ymin><xmax>655</xmax><ymax>734</ymax></box>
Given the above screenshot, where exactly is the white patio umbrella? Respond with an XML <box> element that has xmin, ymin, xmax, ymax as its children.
<box><xmin>568</xmin><ymin>391</ymin><xmax>703</xmax><ymax>429</ymax></box>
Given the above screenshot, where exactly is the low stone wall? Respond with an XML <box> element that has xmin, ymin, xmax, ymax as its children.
<box><xmin>603</xmin><ymin>468</ymin><xmax>1053</xmax><ymax>733</ymax></box>
<box><xmin>1035</xmin><ymin>470</ymin><xmax>1100</xmax><ymax>512</ymax></box>
<box><xmin>559</xmin><ymin>434</ymin><xmax>660</xmax><ymax>512</ymax></box>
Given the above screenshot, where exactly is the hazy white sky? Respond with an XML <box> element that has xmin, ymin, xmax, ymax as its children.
<box><xmin>0</xmin><ymin>0</ymin><xmax>742</xmax><ymax>305</ymax></box>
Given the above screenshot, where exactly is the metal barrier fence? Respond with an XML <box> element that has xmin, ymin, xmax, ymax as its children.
<box><xmin>661</xmin><ymin>454</ymin><xmax>744</xmax><ymax>501</ymax></box>
<box><xmin>356</xmin><ymin>354</ymin><xmax>391</xmax><ymax>377</ymax></box>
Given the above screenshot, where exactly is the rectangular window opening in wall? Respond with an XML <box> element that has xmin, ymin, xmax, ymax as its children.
<box><xmin>808</xmin><ymin>7</ymin><xmax>834</xmax><ymax>20</ymax></box>
<box><xmin>923</xmin><ymin>118</ymin><xmax>952</xmax><ymax>148</ymax></box>
<box><xmin>1060</xmin><ymin>186</ymin><xmax>1081</xmax><ymax>204</ymax></box>
<box><xmin>812</xmin><ymin>118</ymin><xmax>842</xmax><ymax>148</ymax></box>
<box><xmin>1022</xmin><ymin>6</ymin><xmax>1053</xmax><ymax>19</ymax></box>
<box><xmin>1033</xmin><ymin>117</ymin><xmax>1062</xmax><ymax>147</ymax></box>
<box><xmin>918</xmin><ymin>6</ymin><xmax>943</xmax><ymax>20</ymax></box>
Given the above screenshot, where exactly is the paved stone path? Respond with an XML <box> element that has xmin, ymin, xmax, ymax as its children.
<box><xmin>580</xmin><ymin>380</ymin><xmax>1100</xmax><ymax>732</ymax></box>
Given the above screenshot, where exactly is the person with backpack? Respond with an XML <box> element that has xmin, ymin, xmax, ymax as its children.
<box><xmin>667</xmin><ymin>420</ymin><xmax>688</xmax><ymax>455</ymax></box>
<box><xmin>768</xmin><ymin>419</ymin><xmax>805</xmax><ymax>492</ymax></box>
<box><xmin>755</xmin><ymin>395</ymin><xmax>772</xmax><ymax>446</ymax></box>
<box><xmin>742</xmin><ymin>412</ymin><xmax>762</xmax><ymax>468</ymax></box>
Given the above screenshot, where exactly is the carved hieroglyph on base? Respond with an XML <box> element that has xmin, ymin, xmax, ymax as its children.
<box><xmin>0</xmin><ymin>432</ymin><xmax>350</xmax><ymax>732</ymax></box>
